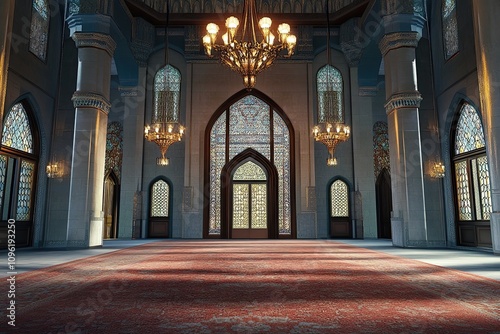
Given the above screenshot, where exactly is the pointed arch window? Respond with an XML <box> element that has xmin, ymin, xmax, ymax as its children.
<box><xmin>154</xmin><ymin>64</ymin><xmax>181</xmax><ymax>123</ymax></box>
<box><xmin>442</xmin><ymin>0</ymin><xmax>459</xmax><ymax>60</ymax></box>
<box><xmin>29</xmin><ymin>0</ymin><xmax>50</xmax><ymax>61</ymax></box>
<box><xmin>151</xmin><ymin>179</ymin><xmax>170</xmax><ymax>217</ymax></box>
<box><xmin>1</xmin><ymin>101</ymin><xmax>39</xmax><ymax>247</ymax></box>
<box><xmin>207</xmin><ymin>94</ymin><xmax>293</xmax><ymax>236</ymax></box>
<box><xmin>452</xmin><ymin>102</ymin><xmax>492</xmax><ymax>247</ymax></box>
<box><xmin>330</xmin><ymin>180</ymin><xmax>349</xmax><ymax>218</ymax></box>
<box><xmin>373</xmin><ymin>121</ymin><xmax>390</xmax><ymax>179</ymax></box>
<box><xmin>317</xmin><ymin>65</ymin><xmax>343</xmax><ymax>123</ymax></box>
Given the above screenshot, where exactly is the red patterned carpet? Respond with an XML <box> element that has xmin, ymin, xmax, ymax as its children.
<box><xmin>4</xmin><ymin>240</ymin><xmax>500</xmax><ymax>333</ymax></box>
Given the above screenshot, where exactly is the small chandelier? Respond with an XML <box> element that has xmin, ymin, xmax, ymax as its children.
<box><xmin>313</xmin><ymin>124</ymin><xmax>350</xmax><ymax>166</ymax></box>
<box><xmin>431</xmin><ymin>161</ymin><xmax>446</xmax><ymax>178</ymax></box>
<box><xmin>46</xmin><ymin>157</ymin><xmax>62</xmax><ymax>178</ymax></box>
<box><xmin>202</xmin><ymin>0</ymin><xmax>297</xmax><ymax>90</ymax></box>
<box><xmin>144</xmin><ymin>4</ymin><xmax>185</xmax><ymax>166</ymax></box>
<box><xmin>312</xmin><ymin>0</ymin><xmax>350</xmax><ymax>166</ymax></box>
<box><xmin>144</xmin><ymin>123</ymin><xmax>185</xmax><ymax>166</ymax></box>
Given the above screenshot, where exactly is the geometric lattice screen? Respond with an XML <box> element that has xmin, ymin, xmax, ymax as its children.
<box><xmin>208</xmin><ymin>95</ymin><xmax>291</xmax><ymax>235</ymax></box>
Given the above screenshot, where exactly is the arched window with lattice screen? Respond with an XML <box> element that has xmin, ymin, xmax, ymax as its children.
<box><xmin>452</xmin><ymin>102</ymin><xmax>492</xmax><ymax>248</ymax></box>
<box><xmin>317</xmin><ymin>65</ymin><xmax>343</xmax><ymax>124</ymax></box>
<box><xmin>153</xmin><ymin>64</ymin><xmax>181</xmax><ymax>123</ymax></box>
<box><xmin>1</xmin><ymin>101</ymin><xmax>39</xmax><ymax>248</ymax></box>
<box><xmin>442</xmin><ymin>0</ymin><xmax>459</xmax><ymax>60</ymax></box>
<box><xmin>329</xmin><ymin>179</ymin><xmax>351</xmax><ymax>238</ymax></box>
<box><xmin>149</xmin><ymin>178</ymin><xmax>171</xmax><ymax>238</ymax></box>
<box><xmin>29</xmin><ymin>0</ymin><xmax>50</xmax><ymax>61</ymax></box>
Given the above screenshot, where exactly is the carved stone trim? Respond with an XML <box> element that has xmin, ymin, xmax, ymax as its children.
<box><xmin>384</xmin><ymin>92</ymin><xmax>423</xmax><ymax>114</ymax></box>
<box><xmin>379</xmin><ymin>32</ymin><xmax>419</xmax><ymax>56</ymax></box>
<box><xmin>72</xmin><ymin>92</ymin><xmax>111</xmax><ymax>114</ymax></box>
<box><xmin>183</xmin><ymin>186</ymin><xmax>194</xmax><ymax>211</ymax></box>
<box><xmin>119</xmin><ymin>86</ymin><xmax>139</xmax><ymax>97</ymax></box>
<box><xmin>306</xmin><ymin>186</ymin><xmax>316</xmax><ymax>211</ymax></box>
<box><xmin>72</xmin><ymin>32</ymin><xmax>116</xmax><ymax>56</ymax></box>
<box><xmin>359</xmin><ymin>86</ymin><xmax>379</xmax><ymax>97</ymax></box>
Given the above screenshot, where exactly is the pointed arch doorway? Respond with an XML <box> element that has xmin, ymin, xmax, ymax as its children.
<box><xmin>221</xmin><ymin>149</ymin><xmax>279</xmax><ymax>238</ymax></box>
<box><xmin>204</xmin><ymin>90</ymin><xmax>296</xmax><ymax>239</ymax></box>
<box><xmin>376</xmin><ymin>168</ymin><xmax>392</xmax><ymax>239</ymax></box>
<box><xmin>103</xmin><ymin>172</ymin><xmax>119</xmax><ymax>239</ymax></box>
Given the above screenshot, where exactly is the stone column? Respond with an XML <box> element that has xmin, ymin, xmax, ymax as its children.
<box><xmin>472</xmin><ymin>1</ymin><xmax>500</xmax><ymax>254</ymax></box>
<box><xmin>341</xmin><ymin>18</ymin><xmax>372</xmax><ymax>238</ymax></box>
<box><xmin>117</xmin><ymin>74</ymin><xmax>146</xmax><ymax>239</ymax></box>
<box><xmin>379</xmin><ymin>31</ymin><xmax>428</xmax><ymax>247</ymax></box>
<box><xmin>67</xmin><ymin>32</ymin><xmax>116</xmax><ymax>247</ymax></box>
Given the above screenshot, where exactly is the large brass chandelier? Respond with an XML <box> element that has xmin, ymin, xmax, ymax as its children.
<box><xmin>144</xmin><ymin>4</ymin><xmax>185</xmax><ymax>166</ymax></box>
<box><xmin>202</xmin><ymin>0</ymin><xmax>297</xmax><ymax>90</ymax></box>
<box><xmin>312</xmin><ymin>0</ymin><xmax>350</xmax><ymax>166</ymax></box>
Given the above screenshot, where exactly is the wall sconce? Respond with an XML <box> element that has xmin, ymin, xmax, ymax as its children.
<box><xmin>46</xmin><ymin>158</ymin><xmax>63</xmax><ymax>178</ymax></box>
<box><xmin>431</xmin><ymin>161</ymin><xmax>445</xmax><ymax>179</ymax></box>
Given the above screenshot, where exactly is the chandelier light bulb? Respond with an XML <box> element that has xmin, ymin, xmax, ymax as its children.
<box><xmin>278</xmin><ymin>23</ymin><xmax>290</xmax><ymax>34</ymax></box>
<box><xmin>226</xmin><ymin>16</ymin><xmax>239</xmax><ymax>29</ymax></box>
<box><xmin>207</xmin><ymin>23</ymin><xmax>219</xmax><ymax>35</ymax></box>
<box><xmin>259</xmin><ymin>17</ymin><xmax>272</xmax><ymax>29</ymax></box>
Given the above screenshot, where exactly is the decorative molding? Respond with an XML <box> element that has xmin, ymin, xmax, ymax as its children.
<box><xmin>359</xmin><ymin>86</ymin><xmax>378</xmax><ymax>97</ymax></box>
<box><xmin>131</xmin><ymin>18</ymin><xmax>155</xmax><ymax>66</ymax></box>
<box><xmin>183</xmin><ymin>186</ymin><xmax>194</xmax><ymax>211</ymax></box>
<box><xmin>379</xmin><ymin>31</ymin><xmax>419</xmax><ymax>56</ymax></box>
<box><xmin>384</xmin><ymin>91</ymin><xmax>422</xmax><ymax>114</ymax></box>
<box><xmin>118</xmin><ymin>86</ymin><xmax>139</xmax><ymax>97</ymax></box>
<box><xmin>340</xmin><ymin>18</ymin><xmax>363</xmax><ymax>67</ymax></box>
<box><xmin>72</xmin><ymin>32</ymin><xmax>116</xmax><ymax>57</ymax></box>
<box><xmin>306</xmin><ymin>186</ymin><xmax>316</xmax><ymax>211</ymax></box>
<box><xmin>72</xmin><ymin>91</ymin><xmax>111</xmax><ymax>114</ymax></box>
<box><xmin>382</xmin><ymin>0</ymin><xmax>425</xmax><ymax>16</ymax></box>
<box><xmin>138</xmin><ymin>0</ymin><xmax>360</xmax><ymax>14</ymax></box>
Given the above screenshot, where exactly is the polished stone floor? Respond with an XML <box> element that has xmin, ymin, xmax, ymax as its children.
<box><xmin>2</xmin><ymin>238</ymin><xmax>499</xmax><ymax>280</ymax></box>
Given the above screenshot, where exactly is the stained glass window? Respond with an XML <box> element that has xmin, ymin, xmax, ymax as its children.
<box><xmin>455</xmin><ymin>160</ymin><xmax>471</xmax><ymax>221</ymax></box>
<box><xmin>442</xmin><ymin>0</ymin><xmax>459</xmax><ymax>60</ymax></box>
<box><xmin>151</xmin><ymin>179</ymin><xmax>169</xmax><ymax>217</ymax></box>
<box><xmin>154</xmin><ymin>65</ymin><xmax>181</xmax><ymax>123</ymax></box>
<box><xmin>209</xmin><ymin>111</ymin><xmax>226</xmax><ymax>234</ymax></box>
<box><xmin>229</xmin><ymin>96</ymin><xmax>271</xmax><ymax>160</ymax></box>
<box><xmin>330</xmin><ymin>180</ymin><xmax>349</xmax><ymax>217</ymax></box>
<box><xmin>16</xmin><ymin>160</ymin><xmax>35</xmax><ymax>221</ymax></box>
<box><xmin>274</xmin><ymin>111</ymin><xmax>291</xmax><ymax>234</ymax></box>
<box><xmin>208</xmin><ymin>95</ymin><xmax>292</xmax><ymax>235</ymax></box>
<box><xmin>453</xmin><ymin>102</ymin><xmax>491</xmax><ymax>223</ymax></box>
<box><xmin>476</xmin><ymin>156</ymin><xmax>492</xmax><ymax>220</ymax></box>
<box><xmin>233</xmin><ymin>161</ymin><xmax>266</xmax><ymax>180</ymax></box>
<box><xmin>29</xmin><ymin>0</ymin><xmax>50</xmax><ymax>61</ymax></box>
<box><xmin>105</xmin><ymin>122</ymin><xmax>123</xmax><ymax>180</ymax></box>
<box><xmin>373</xmin><ymin>121</ymin><xmax>390</xmax><ymax>179</ymax></box>
<box><xmin>317</xmin><ymin>65</ymin><xmax>343</xmax><ymax>123</ymax></box>
<box><xmin>233</xmin><ymin>184</ymin><xmax>250</xmax><ymax>229</ymax></box>
<box><xmin>251</xmin><ymin>184</ymin><xmax>267</xmax><ymax>228</ymax></box>
<box><xmin>1</xmin><ymin>100</ymin><xmax>38</xmax><ymax>246</ymax></box>
<box><xmin>454</xmin><ymin>103</ymin><xmax>486</xmax><ymax>154</ymax></box>
<box><xmin>232</xmin><ymin>162</ymin><xmax>267</xmax><ymax>230</ymax></box>
<box><xmin>2</xmin><ymin>103</ymin><xmax>34</xmax><ymax>153</ymax></box>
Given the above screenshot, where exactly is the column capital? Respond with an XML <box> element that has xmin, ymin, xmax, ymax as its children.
<box><xmin>72</xmin><ymin>32</ymin><xmax>116</xmax><ymax>57</ymax></box>
<box><xmin>71</xmin><ymin>91</ymin><xmax>111</xmax><ymax>114</ymax></box>
<box><xmin>384</xmin><ymin>91</ymin><xmax>422</xmax><ymax>114</ymax></box>
<box><xmin>379</xmin><ymin>31</ymin><xmax>420</xmax><ymax>57</ymax></box>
